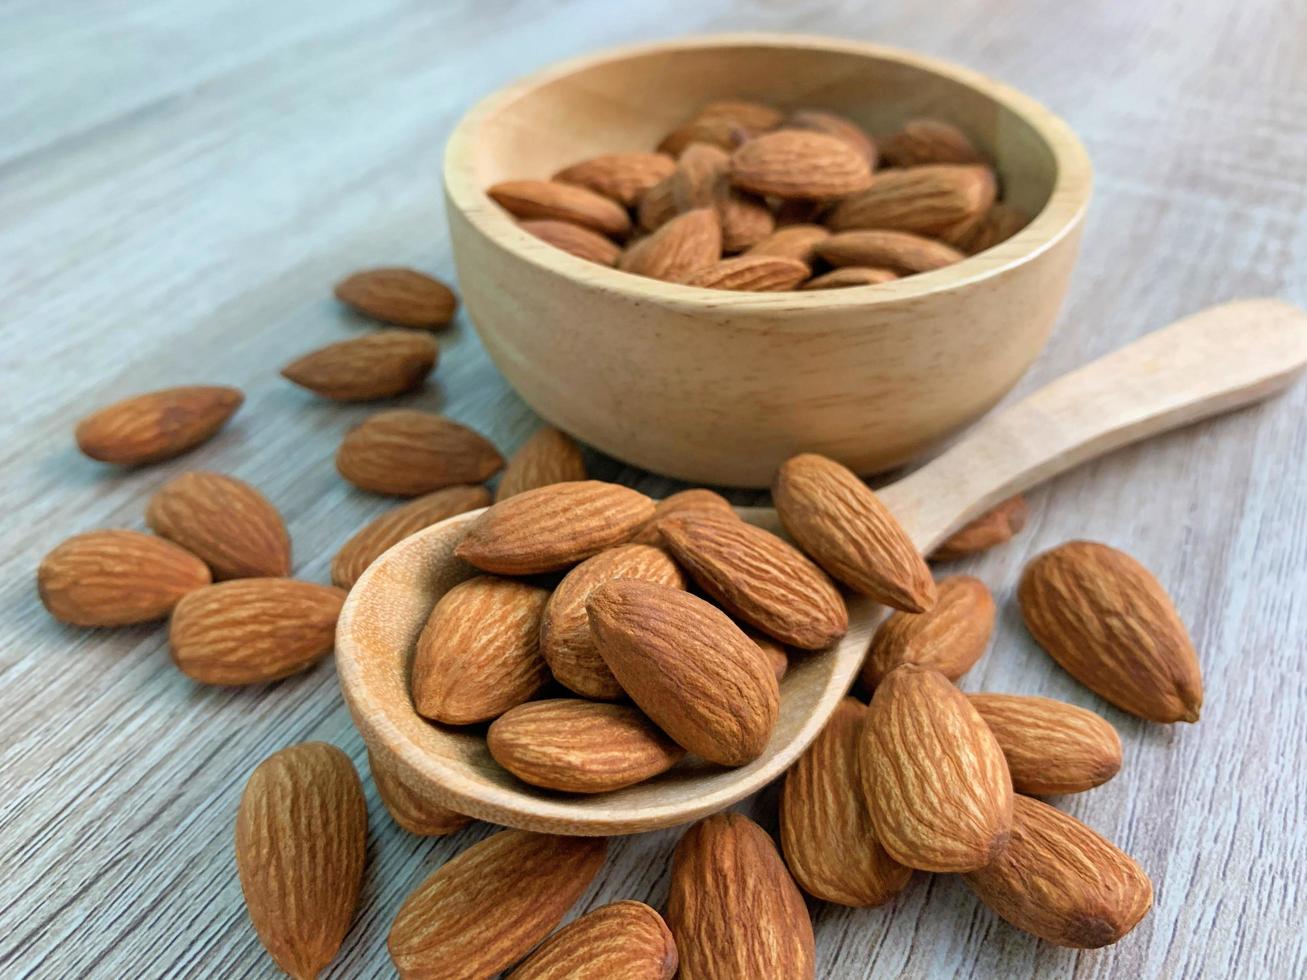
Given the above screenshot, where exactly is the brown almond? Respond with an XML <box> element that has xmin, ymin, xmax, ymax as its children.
<box><xmin>828</xmin><ymin>164</ymin><xmax>997</xmax><ymax>235</ymax></box>
<box><xmin>931</xmin><ymin>494</ymin><xmax>1030</xmax><ymax>560</ymax></box>
<box><xmin>659</xmin><ymin>510</ymin><xmax>848</xmax><ymax>649</ymax></box>
<box><xmin>942</xmin><ymin>201</ymin><xmax>1030</xmax><ymax>254</ymax></box>
<box><xmin>388</xmin><ymin>829</ymin><xmax>607</xmax><ymax>978</ymax></box>
<box><xmin>488</xmin><ymin>179</ymin><xmax>631</xmax><ymax>237</ymax></box>
<box><xmin>454</xmin><ymin>480</ymin><xmax>654</xmax><ymax>575</ymax></box>
<box><xmin>410</xmin><ymin>575</ymin><xmax>550</xmax><ymax>725</ymax></box>
<box><xmin>962</xmin><ymin>795</ymin><xmax>1153</xmax><ymax>948</ymax></box>
<box><xmin>801</xmin><ymin>267</ymin><xmax>898</xmax><ymax>289</ymax></box>
<box><xmin>170</xmin><ymin>579</ymin><xmax>346</xmax><ymax>685</ymax></box>
<box><xmin>784</xmin><ymin>109</ymin><xmax>878</xmax><ymax>164</ymax></box>
<box><xmin>744</xmin><ymin>224</ymin><xmax>830</xmax><ymax>264</ymax></box>
<box><xmin>730</xmin><ymin>129</ymin><xmax>874</xmax><ymax>199</ymax></box>
<box><xmin>507</xmin><ymin>900</ymin><xmax>677</xmax><ymax>980</ymax></box>
<box><xmin>880</xmin><ymin>118</ymin><xmax>984</xmax><ymax>167</ymax></box>
<box><xmin>780</xmin><ymin>698</ymin><xmax>912</xmax><ymax>906</ymax></box>
<box><xmin>336</xmin><ymin>409</ymin><xmax>503</xmax><ymax>496</ymax></box>
<box><xmin>1018</xmin><ymin>541</ymin><xmax>1203</xmax><ymax>723</ymax></box>
<box><xmin>816</xmin><ymin>230</ymin><xmax>965</xmax><ymax>274</ymax></box>
<box><xmin>631</xmin><ymin>487</ymin><xmax>735</xmax><ymax>545</ymax></box>
<box><xmin>280</xmin><ymin>330</ymin><xmax>437</xmax><ymax>401</ymax></box>
<box><xmin>75</xmin><ymin>385</ymin><xmax>243</xmax><ymax>465</ymax></box>
<box><xmin>860</xmin><ymin>575</ymin><xmax>994</xmax><ymax>689</ymax></box>
<box><xmin>773</xmin><ymin>453</ymin><xmax>936</xmax><ymax>612</ymax></box>
<box><xmin>656</xmin><ymin>101</ymin><xmax>778</xmax><ymax>158</ymax></box>
<box><xmin>520</xmin><ymin>219</ymin><xmax>622</xmax><ymax>266</ymax></box>
<box><xmin>495</xmin><ymin>426</ymin><xmax>587</xmax><ymax>501</ymax></box>
<box><xmin>685</xmin><ymin>255</ymin><xmax>808</xmax><ymax>291</ymax></box>
<box><xmin>860</xmin><ymin>665</ymin><xmax>1013</xmax><ymax>872</ymax></box>
<box><xmin>620</xmin><ymin>208</ymin><xmax>722</xmax><ymax>283</ymax></box>
<box><xmin>719</xmin><ymin>189</ymin><xmax>776</xmax><ymax>252</ymax></box>
<box><xmin>637</xmin><ymin>176</ymin><xmax>678</xmax><ymax>231</ymax></box>
<box><xmin>968</xmin><ymin>694</ymin><xmax>1123</xmax><ymax>795</ymax></box>
<box><xmin>670</xmin><ymin>143</ymin><xmax>730</xmax><ymax>212</ymax></box>
<box><xmin>236</xmin><ymin>742</ymin><xmax>367</xmax><ymax>980</ymax></box>
<box><xmin>553</xmin><ymin>152</ymin><xmax>677</xmax><ymax>205</ymax></box>
<box><xmin>146</xmin><ymin>471</ymin><xmax>292</xmax><ymax>580</ymax></box>
<box><xmin>697</xmin><ymin>99</ymin><xmax>785</xmax><ymax>131</ymax></box>
<box><xmin>367</xmin><ymin>750</ymin><xmax>471</xmax><ymax>836</ymax></box>
<box><xmin>752</xmin><ymin>631</ymin><xmax>789</xmax><ymax>683</ymax></box>
<box><xmin>37</xmin><ymin>529</ymin><xmax>211</xmax><ymax>626</ymax></box>
<box><xmin>587</xmin><ymin>580</ymin><xmax>779</xmax><ymax>766</ymax></box>
<box><xmin>334</xmin><ymin>268</ymin><xmax>457</xmax><ymax>328</ymax></box>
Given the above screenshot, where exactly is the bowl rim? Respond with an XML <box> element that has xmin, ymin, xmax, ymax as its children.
<box><xmin>444</xmin><ymin>31</ymin><xmax>1093</xmax><ymax>315</ymax></box>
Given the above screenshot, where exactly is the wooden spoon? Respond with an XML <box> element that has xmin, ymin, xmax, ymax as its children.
<box><xmin>337</xmin><ymin>299</ymin><xmax>1307</xmax><ymax>835</ymax></box>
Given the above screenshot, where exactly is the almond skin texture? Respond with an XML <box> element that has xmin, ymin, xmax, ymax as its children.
<box><xmin>860</xmin><ymin>575</ymin><xmax>995</xmax><ymax>689</ymax></box>
<box><xmin>784</xmin><ymin>109</ymin><xmax>878</xmax><ymax>163</ymax></box>
<box><xmin>410</xmin><ymin>575</ymin><xmax>550</xmax><ymax>725</ymax></box>
<box><xmin>659</xmin><ymin>510</ymin><xmax>848</xmax><ymax>649</ymax></box>
<box><xmin>774</xmin><ymin>453</ymin><xmax>936</xmax><ymax>613</ymax></box>
<box><xmin>146</xmin><ymin>471</ymin><xmax>292</xmax><ymax>580</ymax></box>
<box><xmin>280</xmin><ymin>330</ymin><xmax>437</xmax><ymax>401</ymax></box>
<box><xmin>331</xmin><ymin>484</ymin><xmax>491</xmax><ymax>589</ymax></box>
<box><xmin>520</xmin><ymin>219</ymin><xmax>622</xmax><ymax>266</ymax></box>
<box><xmin>667</xmin><ymin>813</ymin><xmax>815</xmax><ymax>980</ymax></box>
<box><xmin>861</xmin><ymin>665</ymin><xmax>1014</xmax><ymax>872</ymax></box>
<box><xmin>235</xmin><ymin>742</ymin><xmax>367</xmax><ymax>980</ymax></box>
<box><xmin>334</xmin><ymin>268</ymin><xmax>457</xmax><ymax>328</ymax></box>
<box><xmin>932</xmin><ymin>494</ymin><xmax>1030</xmax><ymax>560</ymax></box>
<box><xmin>828</xmin><ymin>164</ymin><xmax>997</xmax><ymax>235</ymax></box>
<box><xmin>389</xmin><ymin>830</ymin><xmax>607</xmax><ymax>979</ymax></box>
<box><xmin>368</xmin><ymin>750</ymin><xmax>471</xmax><ymax>836</ymax></box>
<box><xmin>170</xmin><ymin>579</ymin><xmax>346</xmax><ymax>685</ymax></box>
<box><xmin>744</xmin><ymin>223</ymin><xmax>830</xmax><ymax>264</ymax></box>
<box><xmin>507</xmin><ymin>900</ymin><xmax>677</xmax><ymax>980</ymax></box>
<box><xmin>968</xmin><ymin>694</ymin><xmax>1123</xmax><ymax>795</ymax></box>
<box><xmin>730</xmin><ymin>129</ymin><xmax>874</xmax><ymax>199</ymax></box>
<box><xmin>541</xmin><ymin>543</ymin><xmax>686</xmax><ymax>700</ymax></box>
<box><xmin>454</xmin><ymin>480</ymin><xmax>655</xmax><ymax>575</ymax></box>
<box><xmin>495</xmin><ymin>427</ymin><xmax>587</xmax><ymax>501</ymax></box>
<box><xmin>553</xmin><ymin>152</ymin><xmax>677</xmax><ymax>206</ymax></box>
<box><xmin>487</xmin><ymin>699</ymin><xmax>686</xmax><ymax>793</ymax></box>
<box><xmin>880</xmin><ymin>118</ymin><xmax>984</xmax><ymax>167</ymax></box>
<box><xmin>684</xmin><ymin>255</ymin><xmax>808</xmax><ymax>291</ymax></box>
<box><xmin>962</xmin><ymin>795</ymin><xmax>1153</xmax><ymax>948</ymax></box>
<box><xmin>631</xmin><ymin>487</ymin><xmax>735</xmax><ymax>545</ymax></box>
<box><xmin>780</xmin><ymin>698</ymin><xmax>912</xmax><ymax>907</ymax></box>
<box><xmin>336</xmin><ymin>410</ymin><xmax>504</xmax><ymax>496</ymax></box>
<box><xmin>620</xmin><ymin>208</ymin><xmax>722</xmax><ymax>283</ymax></box>
<box><xmin>37</xmin><ymin>529</ymin><xmax>211</xmax><ymax>626</ymax></box>
<box><xmin>1018</xmin><ymin>541</ymin><xmax>1203</xmax><ymax>723</ymax></box>
<box><xmin>801</xmin><ymin>266</ymin><xmax>898</xmax><ymax>289</ymax></box>
<box><xmin>488</xmin><ymin>179</ymin><xmax>631</xmax><ymax>237</ymax></box>
<box><xmin>587</xmin><ymin>580</ymin><xmax>780</xmax><ymax>766</ymax></box>
<box><xmin>75</xmin><ymin>385</ymin><xmax>242</xmax><ymax>465</ymax></box>
<box><xmin>816</xmin><ymin>229</ymin><xmax>966</xmax><ymax>274</ymax></box>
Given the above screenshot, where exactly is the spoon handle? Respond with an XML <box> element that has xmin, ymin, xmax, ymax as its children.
<box><xmin>879</xmin><ymin>298</ymin><xmax>1307</xmax><ymax>551</ymax></box>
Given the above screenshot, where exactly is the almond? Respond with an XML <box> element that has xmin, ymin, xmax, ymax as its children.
<box><xmin>235</xmin><ymin>742</ymin><xmax>367</xmax><ymax>980</ymax></box>
<box><xmin>656</xmin><ymin>101</ymin><xmax>779</xmax><ymax>158</ymax></box>
<box><xmin>388</xmin><ymin>829</ymin><xmax>607</xmax><ymax>978</ymax></box>
<box><xmin>730</xmin><ymin>130</ymin><xmax>874</xmax><ymax>200</ymax></box>
<box><xmin>587</xmin><ymin>580</ymin><xmax>779</xmax><ymax>766</ymax></box>
<box><xmin>744</xmin><ymin>224</ymin><xmax>829</xmax><ymax>265</ymax></box>
<box><xmin>780</xmin><ymin>698</ymin><xmax>912</xmax><ymax>907</ymax></box>
<box><xmin>146</xmin><ymin>471</ymin><xmax>292</xmax><ymax>580</ymax></box>
<box><xmin>968</xmin><ymin>694</ymin><xmax>1123</xmax><ymax>795</ymax></box>
<box><xmin>670</xmin><ymin>143</ymin><xmax>731</xmax><ymax>212</ymax></box>
<box><xmin>553</xmin><ymin>152</ymin><xmax>677</xmax><ymax>205</ymax></box>
<box><xmin>336</xmin><ymin>409</ymin><xmax>504</xmax><ymax>496</ymax></box>
<box><xmin>520</xmin><ymin>219</ymin><xmax>622</xmax><ymax>266</ymax></box>
<box><xmin>637</xmin><ymin>176</ymin><xmax>678</xmax><ymax>231</ymax></box>
<box><xmin>801</xmin><ymin>267</ymin><xmax>898</xmax><ymax>289</ymax></box>
<box><xmin>697</xmin><ymin>99</ymin><xmax>786</xmax><ymax>131</ymax></box>
<box><xmin>496</xmin><ymin>427</ymin><xmax>587</xmax><ymax>501</ymax></box>
<box><xmin>454</xmin><ymin>480</ymin><xmax>654</xmax><ymax>575</ymax></box>
<box><xmin>684</xmin><ymin>255</ymin><xmax>808</xmax><ymax>291</ymax></box>
<box><xmin>718</xmin><ymin>189</ymin><xmax>776</xmax><ymax>252</ymax></box>
<box><xmin>816</xmin><ymin>229</ymin><xmax>965</xmax><ymax>274</ymax></box>
<box><xmin>880</xmin><ymin>118</ymin><xmax>984</xmax><ymax>167</ymax></box>
<box><xmin>773</xmin><ymin>453</ymin><xmax>936</xmax><ymax>613</ymax></box>
<box><xmin>169</xmin><ymin>579</ymin><xmax>347</xmax><ymax>685</ymax></box>
<box><xmin>667</xmin><ymin>812</ymin><xmax>814</xmax><ymax>980</ymax></box>
<box><xmin>962</xmin><ymin>795</ymin><xmax>1153</xmax><ymax>948</ymax></box>
<box><xmin>860</xmin><ymin>665</ymin><xmax>1013</xmax><ymax>872</ymax></box>
<box><xmin>1019</xmin><ymin>542</ymin><xmax>1203</xmax><ymax>723</ymax></box>
<box><xmin>368</xmin><ymin>749</ymin><xmax>471</xmax><ymax>836</ymax></box>
<box><xmin>659</xmin><ymin>510</ymin><xmax>848</xmax><ymax>649</ymax></box>
<box><xmin>783</xmin><ymin>109</ymin><xmax>878</xmax><ymax>164</ymax></box>
<box><xmin>37</xmin><ymin>529</ymin><xmax>211</xmax><ymax>626</ymax></box>
<box><xmin>828</xmin><ymin>164</ymin><xmax>997</xmax><ymax>235</ymax></box>
<box><xmin>410</xmin><ymin>575</ymin><xmax>550</xmax><ymax>725</ymax></box>
<box><xmin>487</xmin><ymin>698</ymin><xmax>686</xmax><ymax>793</ymax></box>
<box><xmin>75</xmin><ymin>385</ymin><xmax>243</xmax><ymax>465</ymax></box>
<box><xmin>488</xmin><ymin>179</ymin><xmax>631</xmax><ymax>237</ymax></box>
<box><xmin>619</xmin><ymin>208</ymin><xmax>722</xmax><ymax>283</ymax></box>
<box><xmin>752</xmin><ymin>631</ymin><xmax>789</xmax><ymax>683</ymax></box>
<box><xmin>280</xmin><ymin>330</ymin><xmax>437</xmax><ymax>401</ymax></box>
<box><xmin>931</xmin><ymin>494</ymin><xmax>1029</xmax><ymax>560</ymax></box>
<box><xmin>331</xmin><ymin>484</ymin><xmax>491</xmax><ymax>589</ymax></box>
<box><xmin>507</xmin><ymin>900</ymin><xmax>677</xmax><ymax>980</ymax></box>
<box><xmin>334</xmin><ymin>268</ymin><xmax>457</xmax><ymax>328</ymax></box>
<box><xmin>631</xmin><ymin>487</ymin><xmax>735</xmax><ymax>545</ymax></box>
<box><xmin>541</xmin><ymin>543</ymin><xmax>686</xmax><ymax>700</ymax></box>
<box><xmin>943</xmin><ymin>201</ymin><xmax>1030</xmax><ymax>254</ymax></box>
<box><xmin>860</xmin><ymin>575</ymin><xmax>994</xmax><ymax>689</ymax></box>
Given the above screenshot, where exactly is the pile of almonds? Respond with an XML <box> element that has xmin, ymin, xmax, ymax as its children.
<box><xmin>489</xmin><ymin>100</ymin><xmax>1024</xmax><ymax>291</ymax></box>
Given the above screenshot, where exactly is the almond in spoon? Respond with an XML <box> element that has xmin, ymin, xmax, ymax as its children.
<box><xmin>859</xmin><ymin>575</ymin><xmax>994</xmax><ymax>689</ymax></box>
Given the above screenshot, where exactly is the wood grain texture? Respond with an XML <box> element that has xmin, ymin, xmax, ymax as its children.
<box><xmin>1</xmin><ymin>2</ymin><xmax>1305</xmax><ymax>979</ymax></box>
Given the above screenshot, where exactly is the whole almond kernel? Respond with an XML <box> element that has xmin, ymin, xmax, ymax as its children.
<box><xmin>587</xmin><ymin>580</ymin><xmax>779</xmax><ymax>766</ymax></box>
<box><xmin>880</xmin><ymin>118</ymin><xmax>984</xmax><ymax>167</ymax></box>
<box><xmin>541</xmin><ymin>543</ymin><xmax>686</xmax><ymax>700</ymax></box>
<box><xmin>331</xmin><ymin>484</ymin><xmax>491</xmax><ymax>589</ymax></box>
<box><xmin>697</xmin><ymin>99</ymin><xmax>786</xmax><ymax>131</ymax></box>
<box><xmin>816</xmin><ymin>229</ymin><xmax>965</xmax><ymax>274</ymax></box>
<box><xmin>1019</xmin><ymin>541</ymin><xmax>1202</xmax><ymax>723</ymax></box>
<box><xmin>146</xmin><ymin>471</ymin><xmax>292</xmax><ymax>580</ymax></box>
<box><xmin>620</xmin><ymin>208</ymin><xmax>722</xmax><ymax>283</ymax></box>
<box><xmin>367</xmin><ymin>750</ymin><xmax>471</xmax><ymax>837</ymax></box>
<box><xmin>507</xmin><ymin>899</ymin><xmax>677</xmax><ymax>980</ymax></box>
<box><xmin>751</xmin><ymin>630</ymin><xmax>789</xmax><ymax>683</ymax></box>
<box><xmin>745</xmin><ymin>224</ymin><xmax>830</xmax><ymax>264</ymax></box>
<box><xmin>280</xmin><ymin>330</ymin><xmax>437</xmax><ymax>401</ymax></box>
<box><xmin>941</xmin><ymin>202</ymin><xmax>1030</xmax><ymax>254</ymax></box>
<box><xmin>631</xmin><ymin>487</ymin><xmax>735</xmax><ymax>545</ymax></box>
<box><xmin>37</xmin><ymin>529</ymin><xmax>211</xmax><ymax>626</ymax></box>
<box><xmin>235</xmin><ymin>742</ymin><xmax>367</xmax><ymax>980</ymax></box>
<box><xmin>637</xmin><ymin>176</ymin><xmax>678</xmax><ymax>231</ymax></box>
<box><xmin>519</xmin><ymin>219</ymin><xmax>622</xmax><ymax>266</ymax></box>
<box><xmin>860</xmin><ymin>575</ymin><xmax>994</xmax><ymax>689</ymax></box>
<box><xmin>773</xmin><ymin>453</ymin><xmax>936</xmax><ymax>613</ymax></box>
<box><xmin>496</xmin><ymin>426</ymin><xmax>587</xmax><ymax>501</ymax></box>
<box><xmin>968</xmin><ymin>694</ymin><xmax>1123</xmax><ymax>796</ymax></box>
<box><xmin>75</xmin><ymin>385</ymin><xmax>243</xmax><ymax>465</ymax></box>
<box><xmin>554</xmin><ymin>152</ymin><xmax>677</xmax><ymax>206</ymax></box>
<box><xmin>411</xmin><ymin>575</ymin><xmax>550</xmax><ymax>725</ymax></box>
<box><xmin>931</xmin><ymin>494</ymin><xmax>1029</xmax><ymax>561</ymax></box>
<box><xmin>962</xmin><ymin>795</ymin><xmax>1153</xmax><ymax>948</ymax></box>
<box><xmin>487</xmin><ymin>698</ymin><xmax>686</xmax><ymax>793</ymax></box>
<box><xmin>670</xmin><ymin>143</ymin><xmax>731</xmax><ymax>213</ymax></box>
<box><xmin>170</xmin><ymin>579</ymin><xmax>347</xmax><ymax>685</ymax></box>
<box><xmin>454</xmin><ymin>480</ymin><xmax>655</xmax><ymax>575</ymax></box>
<box><xmin>659</xmin><ymin>510</ymin><xmax>848</xmax><ymax>649</ymax></box>
<box><xmin>780</xmin><ymin>698</ymin><xmax>912</xmax><ymax>907</ymax></box>
<box><xmin>336</xmin><ymin>409</ymin><xmax>504</xmax><ymax>496</ymax></box>
<box><xmin>334</xmin><ymin>268</ymin><xmax>457</xmax><ymax>328</ymax></box>
<box><xmin>685</xmin><ymin>255</ymin><xmax>809</xmax><ymax>291</ymax></box>
<box><xmin>488</xmin><ymin>179</ymin><xmax>631</xmax><ymax>237</ymax></box>
<box><xmin>719</xmin><ymin>189</ymin><xmax>775</xmax><ymax>252</ymax></box>
<box><xmin>667</xmin><ymin>812</ymin><xmax>815</xmax><ymax>980</ymax></box>
<box><xmin>388</xmin><ymin>830</ymin><xmax>607</xmax><ymax>979</ymax></box>
<box><xmin>801</xmin><ymin>267</ymin><xmax>898</xmax><ymax>289</ymax></box>
<box><xmin>828</xmin><ymin>164</ymin><xmax>997</xmax><ymax>235</ymax></box>
<box><xmin>783</xmin><ymin>109</ymin><xmax>878</xmax><ymax>164</ymax></box>
<box><xmin>860</xmin><ymin>665</ymin><xmax>1013</xmax><ymax>872</ymax></box>
<box><xmin>730</xmin><ymin>129</ymin><xmax>874</xmax><ymax>200</ymax></box>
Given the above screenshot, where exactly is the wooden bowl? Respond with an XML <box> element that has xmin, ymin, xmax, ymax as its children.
<box><xmin>444</xmin><ymin>33</ymin><xmax>1092</xmax><ymax>487</ymax></box>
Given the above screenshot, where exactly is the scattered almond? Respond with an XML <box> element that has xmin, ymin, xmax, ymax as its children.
<box><xmin>860</xmin><ymin>575</ymin><xmax>994</xmax><ymax>689</ymax></box>
<box><xmin>620</xmin><ymin>208</ymin><xmax>722</xmax><ymax>283</ymax></box>
<box><xmin>75</xmin><ymin>385</ymin><xmax>243</xmax><ymax>465</ymax></box>
<box><xmin>553</xmin><ymin>152</ymin><xmax>676</xmax><ymax>206</ymax></box>
<box><xmin>334</xmin><ymin>268</ymin><xmax>457</xmax><ymax>329</ymax></box>
<box><xmin>828</xmin><ymin>164</ymin><xmax>996</xmax><ymax>235</ymax></box>
<box><xmin>520</xmin><ymin>219</ymin><xmax>622</xmax><ymax>266</ymax></box>
<box><xmin>495</xmin><ymin>426</ymin><xmax>587</xmax><ymax>501</ymax></box>
<box><xmin>367</xmin><ymin>750</ymin><xmax>471</xmax><ymax>836</ymax></box>
<box><xmin>880</xmin><ymin>117</ymin><xmax>983</xmax><ymax>167</ymax></box>
<box><xmin>684</xmin><ymin>255</ymin><xmax>808</xmax><ymax>291</ymax></box>
<box><xmin>336</xmin><ymin>409</ymin><xmax>504</xmax><ymax>496</ymax></box>
<box><xmin>488</xmin><ymin>179</ymin><xmax>631</xmax><ymax>237</ymax></box>
<box><xmin>801</xmin><ymin>267</ymin><xmax>898</xmax><ymax>289</ymax></box>
<box><xmin>968</xmin><ymin>694</ymin><xmax>1123</xmax><ymax>795</ymax></box>
<box><xmin>816</xmin><ymin>229</ymin><xmax>965</xmax><ymax>274</ymax></box>
<box><xmin>931</xmin><ymin>494</ymin><xmax>1030</xmax><ymax>560</ymax></box>
<box><xmin>730</xmin><ymin>129</ymin><xmax>874</xmax><ymax>200</ymax></box>
<box><xmin>507</xmin><ymin>900</ymin><xmax>678</xmax><ymax>980</ymax></box>
<box><xmin>280</xmin><ymin>330</ymin><xmax>437</xmax><ymax>401</ymax></box>
<box><xmin>631</xmin><ymin>487</ymin><xmax>735</xmax><ymax>545</ymax></box>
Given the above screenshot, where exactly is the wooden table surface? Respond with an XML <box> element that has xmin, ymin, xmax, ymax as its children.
<box><xmin>3</xmin><ymin>1</ymin><xmax>1305</xmax><ymax>977</ymax></box>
